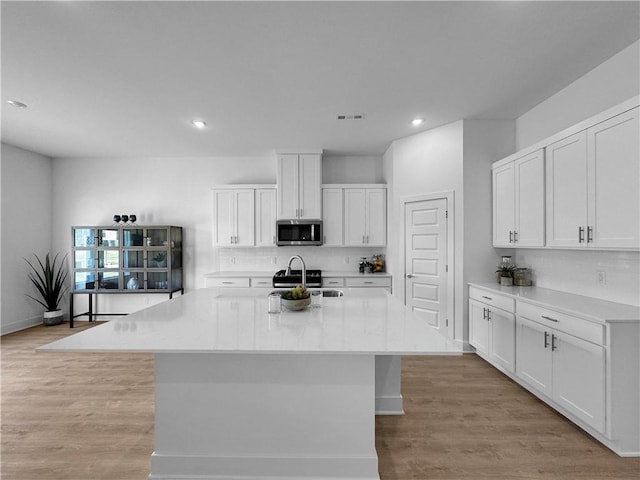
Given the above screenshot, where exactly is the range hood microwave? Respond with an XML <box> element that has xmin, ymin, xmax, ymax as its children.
<box><xmin>276</xmin><ymin>219</ymin><xmax>323</xmax><ymax>246</ymax></box>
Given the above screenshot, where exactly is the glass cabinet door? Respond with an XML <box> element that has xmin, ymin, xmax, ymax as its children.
<box><xmin>98</xmin><ymin>271</ymin><xmax>119</xmax><ymax>290</ymax></box>
<box><xmin>147</xmin><ymin>271</ymin><xmax>168</xmax><ymax>290</ymax></box>
<box><xmin>146</xmin><ymin>228</ymin><xmax>168</xmax><ymax>247</ymax></box>
<box><xmin>74</xmin><ymin>250</ymin><xmax>96</xmax><ymax>269</ymax></box>
<box><xmin>74</xmin><ymin>271</ymin><xmax>96</xmax><ymax>291</ymax></box>
<box><xmin>98</xmin><ymin>250</ymin><xmax>120</xmax><ymax>269</ymax></box>
<box><xmin>123</xmin><ymin>271</ymin><xmax>144</xmax><ymax>290</ymax></box>
<box><xmin>98</xmin><ymin>228</ymin><xmax>119</xmax><ymax>247</ymax></box>
<box><xmin>123</xmin><ymin>228</ymin><xmax>144</xmax><ymax>247</ymax></box>
<box><xmin>74</xmin><ymin>228</ymin><xmax>97</xmax><ymax>247</ymax></box>
<box><xmin>122</xmin><ymin>250</ymin><xmax>144</xmax><ymax>269</ymax></box>
<box><xmin>148</xmin><ymin>250</ymin><xmax>168</xmax><ymax>268</ymax></box>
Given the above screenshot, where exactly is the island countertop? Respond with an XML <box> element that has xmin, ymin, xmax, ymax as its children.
<box><xmin>39</xmin><ymin>287</ymin><xmax>460</xmax><ymax>355</ymax></box>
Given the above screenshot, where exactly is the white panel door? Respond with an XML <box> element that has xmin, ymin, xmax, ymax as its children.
<box><xmin>546</xmin><ymin>131</ymin><xmax>588</xmax><ymax>247</ymax></box>
<box><xmin>322</xmin><ymin>188</ymin><xmax>343</xmax><ymax>246</ymax></box>
<box><xmin>277</xmin><ymin>154</ymin><xmax>299</xmax><ymax>219</ymax></box>
<box><xmin>234</xmin><ymin>190</ymin><xmax>255</xmax><ymax>247</ymax></box>
<box><xmin>404</xmin><ymin>198</ymin><xmax>448</xmax><ymax>335</ymax></box>
<box><xmin>488</xmin><ymin>307</ymin><xmax>515</xmax><ymax>373</ymax></box>
<box><xmin>212</xmin><ymin>190</ymin><xmax>234</xmax><ymax>247</ymax></box>
<box><xmin>587</xmin><ymin>107</ymin><xmax>639</xmax><ymax>249</ymax></box>
<box><xmin>552</xmin><ymin>330</ymin><xmax>605</xmax><ymax>433</ymax></box>
<box><xmin>516</xmin><ymin>316</ymin><xmax>553</xmax><ymax>398</ymax></box>
<box><xmin>344</xmin><ymin>189</ymin><xmax>367</xmax><ymax>246</ymax></box>
<box><xmin>469</xmin><ymin>299</ymin><xmax>489</xmax><ymax>356</ymax></box>
<box><xmin>255</xmin><ymin>188</ymin><xmax>276</xmax><ymax>247</ymax></box>
<box><xmin>366</xmin><ymin>188</ymin><xmax>386</xmax><ymax>246</ymax></box>
<box><xmin>514</xmin><ymin>149</ymin><xmax>545</xmax><ymax>247</ymax></box>
<box><xmin>492</xmin><ymin>162</ymin><xmax>515</xmax><ymax>247</ymax></box>
<box><xmin>299</xmin><ymin>154</ymin><xmax>322</xmax><ymax>219</ymax></box>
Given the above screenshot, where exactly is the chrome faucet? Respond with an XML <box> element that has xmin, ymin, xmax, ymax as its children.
<box><xmin>285</xmin><ymin>255</ymin><xmax>306</xmax><ymax>289</ymax></box>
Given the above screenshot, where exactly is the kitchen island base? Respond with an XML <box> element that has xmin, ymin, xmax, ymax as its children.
<box><xmin>150</xmin><ymin>352</ymin><xmax>380</xmax><ymax>480</ymax></box>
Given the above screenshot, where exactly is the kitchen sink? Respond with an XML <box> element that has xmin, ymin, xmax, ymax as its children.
<box><xmin>269</xmin><ymin>289</ymin><xmax>343</xmax><ymax>297</ymax></box>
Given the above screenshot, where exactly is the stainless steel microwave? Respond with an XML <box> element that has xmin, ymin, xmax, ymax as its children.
<box><xmin>276</xmin><ymin>220</ymin><xmax>323</xmax><ymax>246</ymax></box>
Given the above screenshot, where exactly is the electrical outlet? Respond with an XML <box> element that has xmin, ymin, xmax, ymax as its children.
<box><xmin>597</xmin><ymin>271</ymin><xmax>606</xmax><ymax>285</ymax></box>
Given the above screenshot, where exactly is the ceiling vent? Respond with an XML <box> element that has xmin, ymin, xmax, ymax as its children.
<box><xmin>336</xmin><ymin>114</ymin><xmax>365</xmax><ymax>121</ymax></box>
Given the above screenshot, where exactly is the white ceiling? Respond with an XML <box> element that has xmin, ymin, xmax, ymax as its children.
<box><xmin>1</xmin><ymin>1</ymin><xmax>638</xmax><ymax>159</ymax></box>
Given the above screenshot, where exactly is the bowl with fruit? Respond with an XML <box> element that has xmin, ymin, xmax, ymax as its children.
<box><xmin>280</xmin><ymin>285</ymin><xmax>311</xmax><ymax>311</ymax></box>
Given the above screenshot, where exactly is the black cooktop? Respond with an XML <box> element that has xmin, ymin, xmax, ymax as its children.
<box><xmin>273</xmin><ymin>269</ymin><xmax>322</xmax><ymax>288</ymax></box>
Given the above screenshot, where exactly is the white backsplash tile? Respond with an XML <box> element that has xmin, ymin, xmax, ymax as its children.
<box><xmin>515</xmin><ymin>249</ymin><xmax>640</xmax><ymax>306</ymax></box>
<box><xmin>214</xmin><ymin>247</ymin><xmax>386</xmax><ymax>274</ymax></box>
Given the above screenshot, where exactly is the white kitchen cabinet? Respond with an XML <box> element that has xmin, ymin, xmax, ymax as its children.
<box><xmin>516</xmin><ymin>305</ymin><xmax>605</xmax><ymax>433</ymax></box>
<box><xmin>344</xmin><ymin>188</ymin><xmax>387</xmax><ymax>246</ymax></box>
<box><xmin>322</xmin><ymin>188</ymin><xmax>343</xmax><ymax>246</ymax></box>
<box><xmin>277</xmin><ymin>153</ymin><xmax>322</xmax><ymax>220</ymax></box>
<box><xmin>212</xmin><ymin>189</ymin><xmax>255</xmax><ymax>247</ymax></box>
<box><xmin>546</xmin><ymin>107</ymin><xmax>639</xmax><ymax>249</ymax></box>
<box><xmin>468</xmin><ymin>287</ymin><xmax>515</xmax><ymax>374</ymax></box>
<box><xmin>255</xmin><ymin>188</ymin><xmax>277</xmax><ymax>247</ymax></box>
<box><xmin>492</xmin><ymin>149</ymin><xmax>545</xmax><ymax>247</ymax></box>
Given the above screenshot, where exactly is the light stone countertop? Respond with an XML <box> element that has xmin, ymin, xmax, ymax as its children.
<box><xmin>39</xmin><ymin>287</ymin><xmax>458</xmax><ymax>355</ymax></box>
<box><xmin>204</xmin><ymin>271</ymin><xmax>391</xmax><ymax>278</ymax></box>
<box><xmin>469</xmin><ymin>282</ymin><xmax>639</xmax><ymax>323</ymax></box>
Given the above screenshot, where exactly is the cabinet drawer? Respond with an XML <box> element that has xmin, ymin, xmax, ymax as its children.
<box><xmin>517</xmin><ymin>301</ymin><xmax>604</xmax><ymax>346</ymax></box>
<box><xmin>206</xmin><ymin>277</ymin><xmax>250</xmax><ymax>288</ymax></box>
<box><xmin>469</xmin><ymin>286</ymin><xmax>515</xmax><ymax>313</ymax></box>
<box><xmin>346</xmin><ymin>277</ymin><xmax>391</xmax><ymax>288</ymax></box>
<box><xmin>250</xmin><ymin>277</ymin><xmax>272</xmax><ymax>288</ymax></box>
<box><xmin>322</xmin><ymin>277</ymin><xmax>345</xmax><ymax>287</ymax></box>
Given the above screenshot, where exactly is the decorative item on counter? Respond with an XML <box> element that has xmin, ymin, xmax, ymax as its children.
<box><xmin>359</xmin><ymin>257</ymin><xmax>370</xmax><ymax>274</ymax></box>
<box><xmin>513</xmin><ymin>268</ymin><xmax>532</xmax><ymax>286</ymax></box>
<box><xmin>280</xmin><ymin>285</ymin><xmax>311</xmax><ymax>311</ymax></box>
<box><xmin>371</xmin><ymin>254</ymin><xmax>385</xmax><ymax>272</ymax></box>
<box><xmin>496</xmin><ymin>256</ymin><xmax>517</xmax><ymax>286</ymax></box>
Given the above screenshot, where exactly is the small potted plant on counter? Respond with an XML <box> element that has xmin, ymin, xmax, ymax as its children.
<box><xmin>495</xmin><ymin>264</ymin><xmax>517</xmax><ymax>286</ymax></box>
<box><xmin>24</xmin><ymin>252</ymin><xmax>69</xmax><ymax>326</ymax></box>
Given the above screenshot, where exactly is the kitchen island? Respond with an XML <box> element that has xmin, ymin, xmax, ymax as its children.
<box><xmin>40</xmin><ymin>287</ymin><xmax>460</xmax><ymax>480</ymax></box>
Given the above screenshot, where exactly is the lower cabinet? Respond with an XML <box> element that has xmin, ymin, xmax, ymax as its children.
<box><xmin>469</xmin><ymin>291</ymin><xmax>515</xmax><ymax>374</ymax></box>
<box><xmin>516</xmin><ymin>310</ymin><xmax>605</xmax><ymax>433</ymax></box>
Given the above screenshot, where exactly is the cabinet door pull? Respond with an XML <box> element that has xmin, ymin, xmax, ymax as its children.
<box><xmin>481</xmin><ymin>295</ymin><xmax>493</xmax><ymax>300</ymax></box>
<box><xmin>362</xmin><ymin>235</ymin><xmax>365</xmax><ymax>244</ymax></box>
<box><xmin>544</xmin><ymin>331</ymin><xmax>549</xmax><ymax>348</ymax></box>
<box><xmin>541</xmin><ymin>315</ymin><xmax>559</xmax><ymax>323</ymax></box>
<box><xmin>509</xmin><ymin>231</ymin><xmax>513</xmax><ymax>243</ymax></box>
<box><xmin>514</xmin><ymin>231</ymin><xmax>518</xmax><ymax>243</ymax></box>
<box><xmin>483</xmin><ymin>308</ymin><xmax>487</xmax><ymax>320</ymax></box>
<box><xmin>578</xmin><ymin>226</ymin><xmax>585</xmax><ymax>243</ymax></box>
<box><xmin>551</xmin><ymin>334</ymin><xmax>558</xmax><ymax>351</ymax></box>
<box><xmin>222</xmin><ymin>281</ymin><xmax>233</xmax><ymax>285</ymax></box>
<box><xmin>487</xmin><ymin>309</ymin><xmax>492</xmax><ymax>321</ymax></box>
<box><xmin>587</xmin><ymin>226</ymin><xmax>593</xmax><ymax>243</ymax></box>
<box><xmin>364</xmin><ymin>281</ymin><xmax>374</xmax><ymax>284</ymax></box>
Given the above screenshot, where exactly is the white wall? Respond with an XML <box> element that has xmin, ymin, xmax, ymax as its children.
<box><xmin>517</xmin><ymin>40</ymin><xmax>640</xmax><ymax>149</ymax></box>
<box><xmin>322</xmin><ymin>155</ymin><xmax>383</xmax><ymax>184</ymax></box>
<box><xmin>1</xmin><ymin>143</ymin><xmax>54</xmax><ymax>334</ymax></box>
<box><xmin>513</xmin><ymin>40</ymin><xmax>640</xmax><ymax>307</ymax></box>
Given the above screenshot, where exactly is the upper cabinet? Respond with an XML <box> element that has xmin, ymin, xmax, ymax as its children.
<box><xmin>212</xmin><ymin>189</ymin><xmax>255</xmax><ymax>247</ymax></box>
<box><xmin>277</xmin><ymin>152</ymin><xmax>322</xmax><ymax>220</ymax></box>
<box><xmin>493</xmin><ymin>149</ymin><xmax>545</xmax><ymax>247</ymax></box>
<box><xmin>322</xmin><ymin>187</ymin><xmax>344</xmax><ymax>246</ymax></box>
<box><xmin>212</xmin><ymin>185</ymin><xmax>277</xmax><ymax>247</ymax></box>
<box><xmin>344</xmin><ymin>187</ymin><xmax>387</xmax><ymax>246</ymax></box>
<box><xmin>546</xmin><ymin>107</ymin><xmax>639</xmax><ymax>249</ymax></box>
<box><xmin>493</xmin><ymin>99</ymin><xmax>639</xmax><ymax>251</ymax></box>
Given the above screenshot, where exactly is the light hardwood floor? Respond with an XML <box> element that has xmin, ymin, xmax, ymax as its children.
<box><xmin>2</xmin><ymin>322</ymin><xmax>638</xmax><ymax>479</ymax></box>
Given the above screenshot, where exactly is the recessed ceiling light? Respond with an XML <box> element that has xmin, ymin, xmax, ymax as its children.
<box><xmin>7</xmin><ymin>99</ymin><xmax>27</xmax><ymax>108</ymax></box>
<box><xmin>191</xmin><ymin>119</ymin><xmax>207</xmax><ymax>129</ymax></box>
<box><xmin>411</xmin><ymin>117</ymin><xmax>424</xmax><ymax>126</ymax></box>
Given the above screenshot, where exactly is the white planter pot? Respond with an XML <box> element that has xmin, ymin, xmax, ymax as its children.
<box><xmin>43</xmin><ymin>309</ymin><xmax>64</xmax><ymax>326</ymax></box>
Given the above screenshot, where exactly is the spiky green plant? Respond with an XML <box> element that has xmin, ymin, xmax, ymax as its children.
<box><xmin>24</xmin><ymin>253</ymin><xmax>69</xmax><ymax>311</ymax></box>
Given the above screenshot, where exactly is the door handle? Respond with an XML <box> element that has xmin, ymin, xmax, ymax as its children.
<box><xmin>587</xmin><ymin>226</ymin><xmax>593</xmax><ymax>243</ymax></box>
<box><xmin>509</xmin><ymin>231</ymin><xmax>513</xmax><ymax>243</ymax></box>
<box><xmin>578</xmin><ymin>226</ymin><xmax>585</xmax><ymax>243</ymax></box>
<box><xmin>544</xmin><ymin>331</ymin><xmax>549</xmax><ymax>348</ymax></box>
<box><xmin>514</xmin><ymin>231</ymin><xmax>518</xmax><ymax>243</ymax></box>
<box><xmin>551</xmin><ymin>334</ymin><xmax>558</xmax><ymax>351</ymax></box>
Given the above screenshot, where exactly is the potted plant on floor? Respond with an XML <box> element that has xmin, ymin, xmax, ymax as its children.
<box><xmin>24</xmin><ymin>252</ymin><xmax>69</xmax><ymax>326</ymax></box>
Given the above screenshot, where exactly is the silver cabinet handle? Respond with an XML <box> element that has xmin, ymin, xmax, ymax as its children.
<box><xmin>578</xmin><ymin>226</ymin><xmax>585</xmax><ymax>243</ymax></box>
<box><xmin>541</xmin><ymin>315</ymin><xmax>559</xmax><ymax>323</ymax></box>
<box><xmin>364</xmin><ymin>281</ymin><xmax>374</xmax><ymax>284</ymax></box>
<box><xmin>551</xmin><ymin>334</ymin><xmax>558</xmax><ymax>351</ymax></box>
<box><xmin>406</xmin><ymin>274</ymin><xmax>414</xmax><ymax>278</ymax></box>
<box><xmin>300</xmin><ymin>208</ymin><xmax>303</xmax><ymax>217</ymax></box>
<box><xmin>362</xmin><ymin>235</ymin><xmax>365</xmax><ymax>244</ymax></box>
<box><xmin>514</xmin><ymin>231</ymin><xmax>518</xmax><ymax>243</ymax></box>
<box><xmin>544</xmin><ymin>331</ymin><xmax>549</xmax><ymax>348</ymax></box>
<box><xmin>482</xmin><ymin>295</ymin><xmax>493</xmax><ymax>300</ymax></box>
<box><xmin>587</xmin><ymin>226</ymin><xmax>593</xmax><ymax>243</ymax></box>
<box><xmin>273</xmin><ymin>235</ymin><xmax>276</xmax><ymax>244</ymax></box>
<box><xmin>509</xmin><ymin>231</ymin><xmax>513</xmax><ymax>243</ymax></box>
<box><xmin>366</xmin><ymin>235</ymin><xmax>369</xmax><ymax>243</ymax></box>
<box><xmin>483</xmin><ymin>308</ymin><xmax>487</xmax><ymax>320</ymax></box>
<box><xmin>222</xmin><ymin>281</ymin><xmax>233</xmax><ymax>285</ymax></box>
<box><xmin>230</xmin><ymin>236</ymin><xmax>233</xmax><ymax>244</ymax></box>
